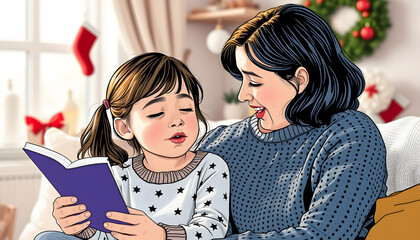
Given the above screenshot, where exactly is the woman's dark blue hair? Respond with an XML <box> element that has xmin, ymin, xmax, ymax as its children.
<box><xmin>221</xmin><ymin>4</ymin><xmax>365</xmax><ymax>127</ymax></box>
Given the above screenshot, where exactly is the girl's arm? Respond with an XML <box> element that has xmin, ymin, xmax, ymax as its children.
<box><xmin>160</xmin><ymin>153</ymin><xmax>230</xmax><ymax>240</ymax></box>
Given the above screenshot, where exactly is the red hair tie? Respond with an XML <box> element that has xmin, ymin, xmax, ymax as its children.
<box><xmin>103</xmin><ymin>99</ymin><xmax>110</xmax><ymax>109</ymax></box>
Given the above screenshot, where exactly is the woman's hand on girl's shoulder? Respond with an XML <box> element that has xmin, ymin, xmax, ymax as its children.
<box><xmin>104</xmin><ymin>207</ymin><xmax>166</xmax><ymax>240</ymax></box>
<box><xmin>52</xmin><ymin>196</ymin><xmax>91</xmax><ymax>235</ymax></box>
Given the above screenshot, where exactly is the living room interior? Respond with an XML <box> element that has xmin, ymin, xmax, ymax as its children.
<box><xmin>1</xmin><ymin>0</ymin><xmax>420</xmax><ymax>239</ymax></box>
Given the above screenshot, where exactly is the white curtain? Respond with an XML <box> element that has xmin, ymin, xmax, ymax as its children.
<box><xmin>112</xmin><ymin>0</ymin><xmax>187</xmax><ymax>61</ymax></box>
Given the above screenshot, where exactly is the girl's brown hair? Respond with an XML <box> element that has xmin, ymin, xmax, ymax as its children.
<box><xmin>78</xmin><ymin>52</ymin><xmax>207</xmax><ymax>167</ymax></box>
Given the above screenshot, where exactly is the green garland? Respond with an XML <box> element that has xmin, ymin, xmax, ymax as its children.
<box><xmin>302</xmin><ymin>0</ymin><xmax>391</xmax><ymax>61</ymax></box>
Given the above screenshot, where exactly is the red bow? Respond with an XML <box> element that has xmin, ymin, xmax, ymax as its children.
<box><xmin>25</xmin><ymin>112</ymin><xmax>65</xmax><ymax>145</ymax></box>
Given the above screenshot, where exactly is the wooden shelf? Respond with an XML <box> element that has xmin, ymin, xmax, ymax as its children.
<box><xmin>187</xmin><ymin>7</ymin><xmax>261</xmax><ymax>24</ymax></box>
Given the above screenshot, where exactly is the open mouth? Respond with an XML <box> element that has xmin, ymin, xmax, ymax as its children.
<box><xmin>169</xmin><ymin>132</ymin><xmax>187</xmax><ymax>143</ymax></box>
<box><xmin>251</xmin><ymin>106</ymin><xmax>266</xmax><ymax>119</ymax></box>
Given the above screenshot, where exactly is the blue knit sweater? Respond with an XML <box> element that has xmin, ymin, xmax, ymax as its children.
<box><xmin>197</xmin><ymin>110</ymin><xmax>387</xmax><ymax>240</ymax></box>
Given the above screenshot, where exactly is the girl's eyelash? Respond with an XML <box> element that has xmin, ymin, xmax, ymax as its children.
<box><xmin>147</xmin><ymin>112</ymin><xmax>164</xmax><ymax>119</ymax></box>
<box><xmin>180</xmin><ymin>108</ymin><xmax>193</xmax><ymax>112</ymax></box>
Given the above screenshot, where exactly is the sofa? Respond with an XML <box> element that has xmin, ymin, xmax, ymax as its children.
<box><xmin>18</xmin><ymin>117</ymin><xmax>420</xmax><ymax>240</ymax></box>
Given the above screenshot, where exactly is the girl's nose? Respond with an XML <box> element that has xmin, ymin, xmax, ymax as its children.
<box><xmin>169</xmin><ymin>117</ymin><xmax>184</xmax><ymax>128</ymax></box>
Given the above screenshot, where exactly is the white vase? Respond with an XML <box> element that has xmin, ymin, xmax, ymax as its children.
<box><xmin>223</xmin><ymin>103</ymin><xmax>243</xmax><ymax>120</ymax></box>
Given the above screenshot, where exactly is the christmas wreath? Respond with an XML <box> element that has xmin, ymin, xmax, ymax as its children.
<box><xmin>302</xmin><ymin>0</ymin><xmax>391</xmax><ymax>61</ymax></box>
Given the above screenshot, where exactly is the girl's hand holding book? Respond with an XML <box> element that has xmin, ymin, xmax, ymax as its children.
<box><xmin>104</xmin><ymin>207</ymin><xmax>166</xmax><ymax>240</ymax></box>
<box><xmin>53</xmin><ymin>196</ymin><xmax>91</xmax><ymax>235</ymax></box>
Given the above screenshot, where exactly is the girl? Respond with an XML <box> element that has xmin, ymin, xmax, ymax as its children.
<box><xmin>37</xmin><ymin>53</ymin><xmax>229</xmax><ymax>240</ymax></box>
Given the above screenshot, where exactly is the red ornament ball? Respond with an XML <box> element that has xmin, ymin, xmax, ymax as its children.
<box><xmin>356</xmin><ymin>0</ymin><xmax>371</xmax><ymax>12</ymax></box>
<box><xmin>304</xmin><ymin>0</ymin><xmax>311</xmax><ymax>7</ymax></box>
<box><xmin>316</xmin><ymin>0</ymin><xmax>323</xmax><ymax>4</ymax></box>
<box><xmin>353</xmin><ymin>31</ymin><xmax>360</xmax><ymax>38</ymax></box>
<box><xmin>361</xmin><ymin>26</ymin><xmax>375</xmax><ymax>40</ymax></box>
<box><xmin>362</xmin><ymin>11</ymin><xmax>370</xmax><ymax>18</ymax></box>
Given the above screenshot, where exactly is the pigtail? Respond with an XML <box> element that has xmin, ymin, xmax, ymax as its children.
<box><xmin>77</xmin><ymin>104</ymin><xmax>128</xmax><ymax>167</ymax></box>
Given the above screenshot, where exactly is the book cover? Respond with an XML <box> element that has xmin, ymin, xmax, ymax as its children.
<box><xmin>23</xmin><ymin>142</ymin><xmax>129</xmax><ymax>233</ymax></box>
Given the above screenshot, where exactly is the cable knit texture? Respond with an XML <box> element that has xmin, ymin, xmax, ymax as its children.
<box><xmin>198</xmin><ymin>109</ymin><xmax>388</xmax><ymax>240</ymax></box>
<box><xmin>376</xmin><ymin>116</ymin><xmax>420</xmax><ymax>194</ymax></box>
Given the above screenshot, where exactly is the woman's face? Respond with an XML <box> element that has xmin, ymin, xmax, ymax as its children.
<box><xmin>235</xmin><ymin>46</ymin><xmax>298</xmax><ymax>132</ymax></box>
<box><xmin>126</xmin><ymin>83</ymin><xmax>199</xmax><ymax>158</ymax></box>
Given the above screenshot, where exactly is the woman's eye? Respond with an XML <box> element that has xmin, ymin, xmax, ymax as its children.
<box><xmin>248</xmin><ymin>82</ymin><xmax>262</xmax><ymax>87</ymax></box>
<box><xmin>147</xmin><ymin>112</ymin><xmax>164</xmax><ymax>119</ymax></box>
<box><xmin>180</xmin><ymin>108</ymin><xmax>193</xmax><ymax>112</ymax></box>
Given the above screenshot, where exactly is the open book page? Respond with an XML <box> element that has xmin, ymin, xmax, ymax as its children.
<box><xmin>23</xmin><ymin>142</ymin><xmax>108</xmax><ymax>169</ymax></box>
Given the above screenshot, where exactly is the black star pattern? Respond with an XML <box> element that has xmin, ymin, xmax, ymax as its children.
<box><xmin>217</xmin><ymin>216</ymin><xmax>224</xmax><ymax>223</ymax></box>
<box><xmin>177</xmin><ymin>187</ymin><xmax>185</xmax><ymax>194</ymax></box>
<box><xmin>223</xmin><ymin>193</ymin><xmax>228</xmax><ymax>200</ymax></box>
<box><xmin>222</xmin><ymin>172</ymin><xmax>228</xmax><ymax>179</ymax></box>
<box><xmin>195</xmin><ymin>232</ymin><xmax>202</xmax><ymax>239</ymax></box>
<box><xmin>204</xmin><ymin>200</ymin><xmax>212</xmax><ymax>207</ymax></box>
<box><xmin>121</xmin><ymin>175</ymin><xmax>128</xmax><ymax>181</ymax></box>
<box><xmin>174</xmin><ymin>208</ymin><xmax>182</xmax><ymax>215</ymax></box>
<box><xmin>197</xmin><ymin>170</ymin><xmax>201</xmax><ymax>176</ymax></box>
<box><xmin>201</xmin><ymin>212</ymin><xmax>208</xmax><ymax>217</ymax></box>
<box><xmin>194</xmin><ymin>223</ymin><xmax>201</xmax><ymax>227</ymax></box>
<box><xmin>192</xmin><ymin>194</ymin><xmax>197</xmax><ymax>201</ymax></box>
<box><xmin>155</xmin><ymin>190</ymin><xmax>163</xmax><ymax>198</ymax></box>
<box><xmin>206</xmin><ymin>186</ymin><xmax>214</xmax><ymax>193</ymax></box>
<box><xmin>149</xmin><ymin>205</ymin><xmax>156</xmax><ymax>212</ymax></box>
<box><xmin>209</xmin><ymin>163</ymin><xmax>216</xmax><ymax>169</ymax></box>
<box><xmin>210</xmin><ymin>224</ymin><xmax>218</xmax><ymax>231</ymax></box>
<box><xmin>133</xmin><ymin>186</ymin><xmax>140</xmax><ymax>193</ymax></box>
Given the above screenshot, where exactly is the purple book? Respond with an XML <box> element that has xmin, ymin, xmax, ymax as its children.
<box><xmin>23</xmin><ymin>142</ymin><xmax>129</xmax><ymax>233</ymax></box>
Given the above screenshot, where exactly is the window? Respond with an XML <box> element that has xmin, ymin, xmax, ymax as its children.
<box><xmin>0</xmin><ymin>0</ymin><xmax>101</xmax><ymax>159</ymax></box>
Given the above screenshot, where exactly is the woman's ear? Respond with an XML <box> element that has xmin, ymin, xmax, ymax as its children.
<box><xmin>114</xmin><ymin>118</ymin><xmax>133</xmax><ymax>140</ymax></box>
<box><xmin>295</xmin><ymin>66</ymin><xmax>309</xmax><ymax>94</ymax></box>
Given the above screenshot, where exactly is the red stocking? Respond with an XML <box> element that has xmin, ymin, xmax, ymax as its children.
<box><xmin>72</xmin><ymin>22</ymin><xmax>98</xmax><ymax>76</ymax></box>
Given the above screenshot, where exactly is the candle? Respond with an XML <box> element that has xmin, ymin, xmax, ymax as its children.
<box><xmin>2</xmin><ymin>79</ymin><xmax>20</xmax><ymax>146</ymax></box>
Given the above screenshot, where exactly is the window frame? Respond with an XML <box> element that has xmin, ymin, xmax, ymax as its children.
<box><xmin>0</xmin><ymin>0</ymin><xmax>102</xmax><ymax>160</ymax></box>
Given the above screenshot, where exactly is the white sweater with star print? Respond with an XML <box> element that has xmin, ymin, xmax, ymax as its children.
<box><xmin>78</xmin><ymin>151</ymin><xmax>230</xmax><ymax>240</ymax></box>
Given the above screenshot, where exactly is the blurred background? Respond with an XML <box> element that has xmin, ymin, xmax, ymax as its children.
<box><xmin>0</xmin><ymin>0</ymin><xmax>419</xmax><ymax>239</ymax></box>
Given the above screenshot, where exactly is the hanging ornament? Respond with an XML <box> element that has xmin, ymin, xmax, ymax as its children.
<box><xmin>353</xmin><ymin>31</ymin><xmax>360</xmax><ymax>38</ymax></box>
<box><xmin>304</xmin><ymin>0</ymin><xmax>311</xmax><ymax>7</ymax></box>
<box><xmin>361</xmin><ymin>25</ymin><xmax>375</xmax><ymax>40</ymax></box>
<box><xmin>356</xmin><ymin>0</ymin><xmax>371</xmax><ymax>12</ymax></box>
<box><xmin>316</xmin><ymin>0</ymin><xmax>323</xmax><ymax>4</ymax></box>
<box><xmin>362</xmin><ymin>11</ymin><xmax>370</xmax><ymax>18</ymax></box>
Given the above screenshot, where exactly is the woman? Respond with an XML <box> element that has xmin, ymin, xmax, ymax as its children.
<box><xmin>197</xmin><ymin>4</ymin><xmax>387</xmax><ymax>239</ymax></box>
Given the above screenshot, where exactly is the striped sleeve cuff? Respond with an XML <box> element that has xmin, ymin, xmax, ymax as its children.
<box><xmin>158</xmin><ymin>223</ymin><xmax>186</xmax><ymax>240</ymax></box>
<box><xmin>73</xmin><ymin>227</ymin><xmax>97</xmax><ymax>239</ymax></box>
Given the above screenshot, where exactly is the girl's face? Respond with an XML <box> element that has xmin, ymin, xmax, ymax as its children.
<box><xmin>235</xmin><ymin>46</ymin><xmax>298</xmax><ymax>132</ymax></box>
<box><xmin>126</xmin><ymin>83</ymin><xmax>199</xmax><ymax>158</ymax></box>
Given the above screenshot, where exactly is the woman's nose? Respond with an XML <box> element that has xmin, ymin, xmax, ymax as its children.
<box><xmin>237</xmin><ymin>82</ymin><xmax>252</xmax><ymax>102</ymax></box>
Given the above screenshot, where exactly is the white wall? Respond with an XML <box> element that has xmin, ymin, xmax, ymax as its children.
<box><xmin>186</xmin><ymin>0</ymin><xmax>420</xmax><ymax>120</ymax></box>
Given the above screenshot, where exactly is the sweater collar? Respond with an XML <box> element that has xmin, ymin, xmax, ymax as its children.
<box><xmin>132</xmin><ymin>151</ymin><xmax>207</xmax><ymax>184</ymax></box>
<box><xmin>249</xmin><ymin>114</ymin><xmax>313</xmax><ymax>142</ymax></box>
